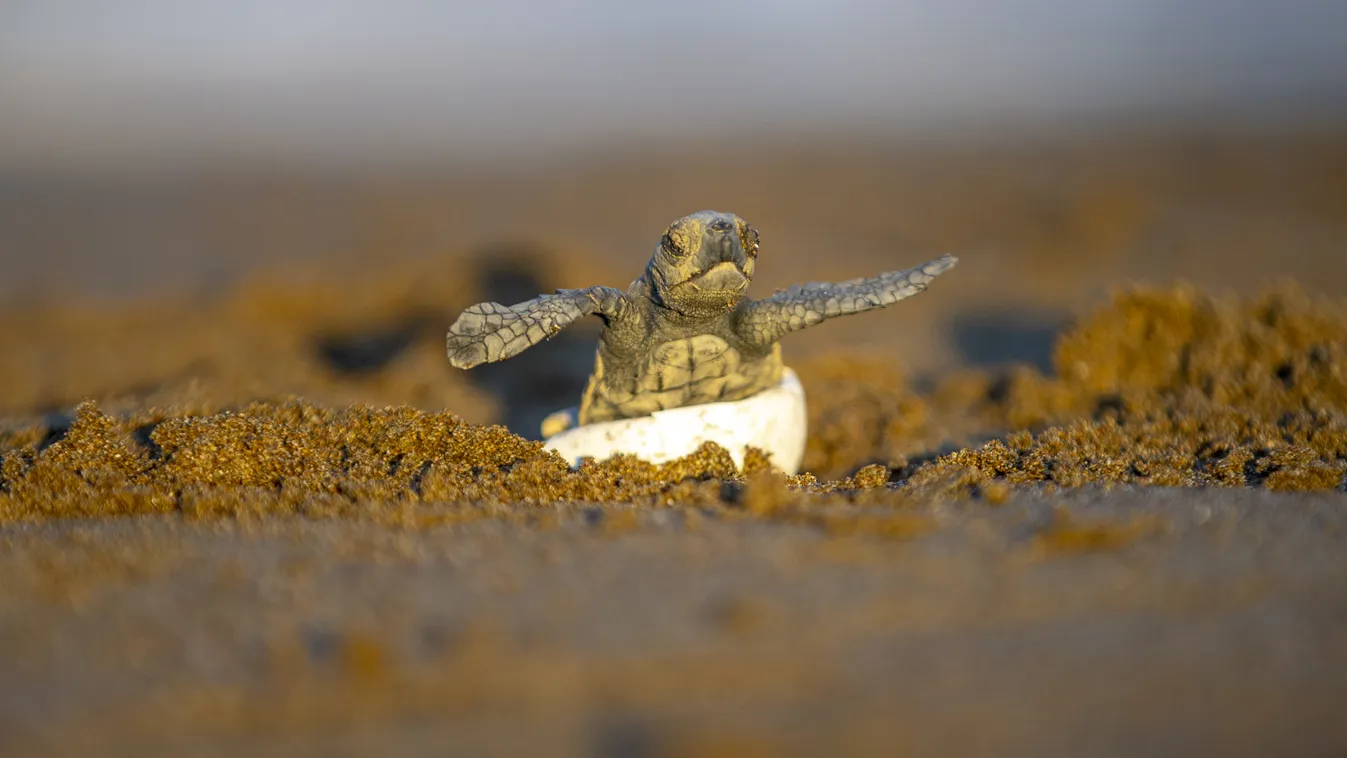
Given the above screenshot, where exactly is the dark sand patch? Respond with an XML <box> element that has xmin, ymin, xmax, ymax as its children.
<box><xmin>3</xmin><ymin>490</ymin><xmax>1345</xmax><ymax>758</ymax></box>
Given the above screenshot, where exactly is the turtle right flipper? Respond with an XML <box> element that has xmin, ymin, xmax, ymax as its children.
<box><xmin>734</xmin><ymin>254</ymin><xmax>957</xmax><ymax>347</ymax></box>
<box><xmin>447</xmin><ymin>286</ymin><xmax>632</xmax><ymax>369</ymax></box>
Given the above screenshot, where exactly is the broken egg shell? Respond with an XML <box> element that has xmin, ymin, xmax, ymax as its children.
<box><xmin>543</xmin><ymin>368</ymin><xmax>808</xmax><ymax>475</ymax></box>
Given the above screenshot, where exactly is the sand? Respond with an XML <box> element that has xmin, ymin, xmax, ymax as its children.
<box><xmin>2</xmin><ymin>133</ymin><xmax>1346</xmax><ymax>756</ymax></box>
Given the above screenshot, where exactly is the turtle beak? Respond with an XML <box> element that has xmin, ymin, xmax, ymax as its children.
<box><xmin>692</xmin><ymin>261</ymin><xmax>748</xmax><ymax>292</ymax></box>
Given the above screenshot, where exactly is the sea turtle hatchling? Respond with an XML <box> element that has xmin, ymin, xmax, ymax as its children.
<box><xmin>447</xmin><ymin>210</ymin><xmax>957</xmax><ymax>437</ymax></box>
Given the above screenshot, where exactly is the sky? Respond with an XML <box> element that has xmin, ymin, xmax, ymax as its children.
<box><xmin>2</xmin><ymin>0</ymin><xmax>1345</xmax><ymax>174</ymax></box>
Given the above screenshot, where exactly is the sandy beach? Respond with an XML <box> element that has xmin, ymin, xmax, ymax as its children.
<box><xmin>3</xmin><ymin>134</ymin><xmax>1346</xmax><ymax>755</ymax></box>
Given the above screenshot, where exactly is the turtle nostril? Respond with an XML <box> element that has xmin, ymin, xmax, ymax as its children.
<box><xmin>707</xmin><ymin>218</ymin><xmax>734</xmax><ymax>234</ymax></box>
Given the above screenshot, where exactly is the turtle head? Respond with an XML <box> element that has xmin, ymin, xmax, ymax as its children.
<box><xmin>647</xmin><ymin>210</ymin><xmax>759</xmax><ymax>318</ymax></box>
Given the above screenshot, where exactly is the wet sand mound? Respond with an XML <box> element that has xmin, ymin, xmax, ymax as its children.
<box><xmin>4</xmin><ymin>284</ymin><xmax>1344</xmax><ymax>527</ymax></box>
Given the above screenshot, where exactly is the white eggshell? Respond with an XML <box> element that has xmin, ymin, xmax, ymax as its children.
<box><xmin>543</xmin><ymin>368</ymin><xmax>808</xmax><ymax>475</ymax></box>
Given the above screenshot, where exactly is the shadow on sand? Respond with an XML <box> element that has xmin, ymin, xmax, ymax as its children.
<box><xmin>313</xmin><ymin>246</ymin><xmax>599</xmax><ymax>440</ymax></box>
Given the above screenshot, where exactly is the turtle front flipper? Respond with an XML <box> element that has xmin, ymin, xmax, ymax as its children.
<box><xmin>447</xmin><ymin>286</ymin><xmax>631</xmax><ymax>369</ymax></box>
<box><xmin>734</xmin><ymin>254</ymin><xmax>957</xmax><ymax>347</ymax></box>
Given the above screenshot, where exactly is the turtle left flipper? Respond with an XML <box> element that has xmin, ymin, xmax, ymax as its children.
<box><xmin>735</xmin><ymin>254</ymin><xmax>957</xmax><ymax>347</ymax></box>
<box><xmin>447</xmin><ymin>286</ymin><xmax>632</xmax><ymax>369</ymax></box>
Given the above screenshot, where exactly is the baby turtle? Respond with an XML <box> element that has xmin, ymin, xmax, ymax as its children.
<box><xmin>447</xmin><ymin>210</ymin><xmax>957</xmax><ymax>436</ymax></box>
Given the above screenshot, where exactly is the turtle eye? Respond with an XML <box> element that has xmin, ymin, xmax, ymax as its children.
<box><xmin>741</xmin><ymin>226</ymin><xmax>760</xmax><ymax>258</ymax></box>
<box><xmin>661</xmin><ymin>232</ymin><xmax>686</xmax><ymax>257</ymax></box>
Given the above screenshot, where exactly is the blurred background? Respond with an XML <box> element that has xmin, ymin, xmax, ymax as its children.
<box><xmin>4</xmin><ymin>0</ymin><xmax>1347</xmax><ymax>175</ymax></box>
<box><xmin>2</xmin><ymin>0</ymin><xmax>1347</xmax><ymax>429</ymax></box>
